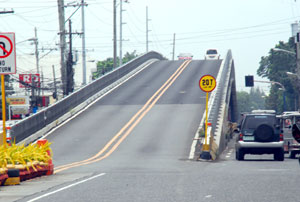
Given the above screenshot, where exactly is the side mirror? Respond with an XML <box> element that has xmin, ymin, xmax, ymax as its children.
<box><xmin>234</xmin><ymin>128</ymin><xmax>240</xmax><ymax>133</ymax></box>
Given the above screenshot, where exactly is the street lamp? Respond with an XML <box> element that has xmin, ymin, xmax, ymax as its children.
<box><xmin>287</xmin><ymin>71</ymin><xmax>297</xmax><ymax>77</ymax></box>
<box><xmin>272</xmin><ymin>48</ymin><xmax>296</xmax><ymax>55</ymax></box>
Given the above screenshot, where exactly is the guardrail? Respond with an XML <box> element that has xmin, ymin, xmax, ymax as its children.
<box><xmin>10</xmin><ymin>51</ymin><xmax>164</xmax><ymax>143</ymax></box>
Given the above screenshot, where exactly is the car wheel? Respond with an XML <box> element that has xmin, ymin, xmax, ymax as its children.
<box><xmin>236</xmin><ymin>149</ymin><xmax>244</xmax><ymax>161</ymax></box>
<box><xmin>290</xmin><ymin>151</ymin><xmax>296</xmax><ymax>159</ymax></box>
<box><xmin>274</xmin><ymin>149</ymin><xmax>284</xmax><ymax>161</ymax></box>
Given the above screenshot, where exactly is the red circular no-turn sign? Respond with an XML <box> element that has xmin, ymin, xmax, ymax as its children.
<box><xmin>0</xmin><ymin>35</ymin><xmax>13</xmax><ymax>58</ymax></box>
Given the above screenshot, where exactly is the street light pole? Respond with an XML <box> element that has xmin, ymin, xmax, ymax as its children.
<box><xmin>273</xmin><ymin>47</ymin><xmax>300</xmax><ymax>110</ymax></box>
<box><xmin>255</xmin><ymin>80</ymin><xmax>286</xmax><ymax>112</ymax></box>
<box><xmin>295</xmin><ymin>42</ymin><xmax>300</xmax><ymax>110</ymax></box>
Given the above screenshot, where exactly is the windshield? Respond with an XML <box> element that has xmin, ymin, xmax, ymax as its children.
<box><xmin>243</xmin><ymin>115</ymin><xmax>276</xmax><ymax>129</ymax></box>
<box><xmin>206</xmin><ymin>49</ymin><xmax>218</xmax><ymax>54</ymax></box>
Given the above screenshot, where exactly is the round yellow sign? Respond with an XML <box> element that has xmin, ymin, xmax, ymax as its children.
<box><xmin>199</xmin><ymin>75</ymin><xmax>216</xmax><ymax>92</ymax></box>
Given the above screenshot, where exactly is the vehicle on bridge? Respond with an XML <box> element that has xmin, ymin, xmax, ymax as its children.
<box><xmin>235</xmin><ymin>112</ymin><xmax>284</xmax><ymax>161</ymax></box>
<box><xmin>280</xmin><ymin>111</ymin><xmax>300</xmax><ymax>158</ymax></box>
<box><xmin>177</xmin><ymin>53</ymin><xmax>193</xmax><ymax>60</ymax></box>
<box><xmin>204</xmin><ymin>49</ymin><xmax>220</xmax><ymax>60</ymax></box>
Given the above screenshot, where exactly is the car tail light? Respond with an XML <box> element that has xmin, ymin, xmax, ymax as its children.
<box><xmin>239</xmin><ymin>133</ymin><xmax>243</xmax><ymax>141</ymax></box>
<box><xmin>280</xmin><ymin>133</ymin><xmax>284</xmax><ymax>141</ymax></box>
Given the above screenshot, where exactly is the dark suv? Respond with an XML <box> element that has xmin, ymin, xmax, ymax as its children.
<box><xmin>235</xmin><ymin>113</ymin><xmax>284</xmax><ymax>161</ymax></box>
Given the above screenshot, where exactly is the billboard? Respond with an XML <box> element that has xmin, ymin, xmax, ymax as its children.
<box><xmin>19</xmin><ymin>74</ymin><xmax>40</xmax><ymax>88</ymax></box>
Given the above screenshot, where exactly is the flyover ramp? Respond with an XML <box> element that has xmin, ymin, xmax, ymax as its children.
<box><xmin>1</xmin><ymin>56</ymin><xmax>231</xmax><ymax>201</ymax></box>
<box><xmin>49</xmin><ymin>59</ymin><xmax>222</xmax><ymax>167</ymax></box>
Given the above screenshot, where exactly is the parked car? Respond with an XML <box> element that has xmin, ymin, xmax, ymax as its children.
<box><xmin>280</xmin><ymin>111</ymin><xmax>300</xmax><ymax>158</ymax></box>
<box><xmin>235</xmin><ymin>112</ymin><xmax>284</xmax><ymax>161</ymax></box>
<box><xmin>177</xmin><ymin>53</ymin><xmax>193</xmax><ymax>60</ymax></box>
<box><xmin>204</xmin><ymin>49</ymin><xmax>220</xmax><ymax>60</ymax></box>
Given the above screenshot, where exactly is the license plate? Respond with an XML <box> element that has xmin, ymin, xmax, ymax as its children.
<box><xmin>243</xmin><ymin>136</ymin><xmax>255</xmax><ymax>141</ymax></box>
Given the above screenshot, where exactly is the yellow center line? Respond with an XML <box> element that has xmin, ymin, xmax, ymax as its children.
<box><xmin>54</xmin><ymin>60</ymin><xmax>188</xmax><ymax>171</ymax></box>
<box><xmin>54</xmin><ymin>60</ymin><xmax>192</xmax><ymax>173</ymax></box>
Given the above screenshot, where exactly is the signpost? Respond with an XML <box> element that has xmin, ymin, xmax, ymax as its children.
<box><xmin>0</xmin><ymin>33</ymin><xmax>16</xmax><ymax>146</ymax></box>
<box><xmin>199</xmin><ymin>75</ymin><xmax>216</xmax><ymax>160</ymax></box>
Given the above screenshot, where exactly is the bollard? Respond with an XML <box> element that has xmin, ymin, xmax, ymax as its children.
<box><xmin>4</xmin><ymin>167</ymin><xmax>20</xmax><ymax>186</ymax></box>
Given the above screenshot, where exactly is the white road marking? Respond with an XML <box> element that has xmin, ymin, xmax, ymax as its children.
<box><xmin>205</xmin><ymin>195</ymin><xmax>212</xmax><ymax>198</ymax></box>
<box><xmin>27</xmin><ymin>173</ymin><xmax>106</xmax><ymax>202</ymax></box>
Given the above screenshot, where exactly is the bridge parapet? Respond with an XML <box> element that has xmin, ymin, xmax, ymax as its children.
<box><xmin>10</xmin><ymin>51</ymin><xmax>164</xmax><ymax>144</ymax></box>
<box><xmin>190</xmin><ymin>50</ymin><xmax>237</xmax><ymax>160</ymax></box>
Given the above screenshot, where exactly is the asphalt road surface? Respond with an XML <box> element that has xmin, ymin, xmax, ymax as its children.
<box><xmin>1</xmin><ymin>59</ymin><xmax>300</xmax><ymax>202</ymax></box>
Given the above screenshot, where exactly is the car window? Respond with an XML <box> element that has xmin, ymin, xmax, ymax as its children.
<box><xmin>243</xmin><ymin>115</ymin><xmax>275</xmax><ymax>129</ymax></box>
<box><xmin>206</xmin><ymin>49</ymin><xmax>217</xmax><ymax>54</ymax></box>
<box><xmin>283</xmin><ymin>118</ymin><xmax>291</xmax><ymax>128</ymax></box>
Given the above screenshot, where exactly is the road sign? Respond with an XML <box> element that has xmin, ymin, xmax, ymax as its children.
<box><xmin>0</xmin><ymin>33</ymin><xmax>16</xmax><ymax>74</ymax></box>
<box><xmin>199</xmin><ymin>75</ymin><xmax>217</xmax><ymax>160</ymax></box>
<box><xmin>199</xmin><ymin>75</ymin><xmax>216</xmax><ymax>92</ymax></box>
<box><xmin>19</xmin><ymin>74</ymin><xmax>40</xmax><ymax>88</ymax></box>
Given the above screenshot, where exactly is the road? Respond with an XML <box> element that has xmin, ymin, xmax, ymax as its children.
<box><xmin>1</xmin><ymin>59</ymin><xmax>300</xmax><ymax>202</ymax></box>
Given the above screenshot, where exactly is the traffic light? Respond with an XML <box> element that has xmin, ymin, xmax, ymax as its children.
<box><xmin>245</xmin><ymin>75</ymin><xmax>254</xmax><ymax>87</ymax></box>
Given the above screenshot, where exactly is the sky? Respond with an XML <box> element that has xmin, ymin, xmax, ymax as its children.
<box><xmin>0</xmin><ymin>0</ymin><xmax>300</xmax><ymax>93</ymax></box>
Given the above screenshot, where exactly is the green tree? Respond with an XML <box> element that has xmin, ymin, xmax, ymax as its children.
<box><xmin>257</xmin><ymin>37</ymin><xmax>297</xmax><ymax>113</ymax></box>
<box><xmin>92</xmin><ymin>51</ymin><xmax>139</xmax><ymax>80</ymax></box>
<box><xmin>237</xmin><ymin>88</ymin><xmax>266</xmax><ymax>115</ymax></box>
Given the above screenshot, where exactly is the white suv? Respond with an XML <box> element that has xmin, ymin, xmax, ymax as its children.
<box><xmin>204</xmin><ymin>49</ymin><xmax>220</xmax><ymax>60</ymax></box>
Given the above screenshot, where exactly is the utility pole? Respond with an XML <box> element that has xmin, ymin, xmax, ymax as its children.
<box><xmin>119</xmin><ymin>0</ymin><xmax>123</xmax><ymax>67</ymax></box>
<box><xmin>81</xmin><ymin>0</ymin><xmax>87</xmax><ymax>86</ymax></box>
<box><xmin>33</xmin><ymin>27</ymin><xmax>40</xmax><ymax>96</ymax></box>
<box><xmin>66</xmin><ymin>19</ymin><xmax>74</xmax><ymax>95</ymax></box>
<box><xmin>296</xmin><ymin>40</ymin><xmax>300</xmax><ymax>110</ymax></box>
<box><xmin>172</xmin><ymin>33</ymin><xmax>176</xmax><ymax>60</ymax></box>
<box><xmin>57</xmin><ymin>0</ymin><xmax>67</xmax><ymax>96</ymax></box>
<box><xmin>146</xmin><ymin>6</ymin><xmax>149</xmax><ymax>53</ymax></box>
<box><xmin>113</xmin><ymin>0</ymin><xmax>117</xmax><ymax>69</ymax></box>
<box><xmin>52</xmin><ymin>65</ymin><xmax>57</xmax><ymax>101</ymax></box>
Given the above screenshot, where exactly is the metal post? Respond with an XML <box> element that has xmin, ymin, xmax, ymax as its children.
<box><xmin>113</xmin><ymin>0</ymin><xmax>117</xmax><ymax>69</ymax></box>
<box><xmin>119</xmin><ymin>0</ymin><xmax>123</xmax><ymax>67</ymax></box>
<box><xmin>1</xmin><ymin>75</ymin><xmax>6</xmax><ymax>146</ymax></box>
<box><xmin>172</xmin><ymin>33</ymin><xmax>176</xmax><ymax>60</ymax></box>
<box><xmin>81</xmin><ymin>0</ymin><xmax>87</xmax><ymax>85</ymax></box>
<box><xmin>34</xmin><ymin>27</ymin><xmax>40</xmax><ymax>96</ymax></box>
<box><xmin>296</xmin><ymin>42</ymin><xmax>300</xmax><ymax>110</ymax></box>
<box><xmin>146</xmin><ymin>6</ymin><xmax>149</xmax><ymax>53</ymax></box>
<box><xmin>283</xmin><ymin>91</ymin><xmax>286</xmax><ymax>112</ymax></box>
<box><xmin>52</xmin><ymin>65</ymin><xmax>57</xmax><ymax>101</ymax></box>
